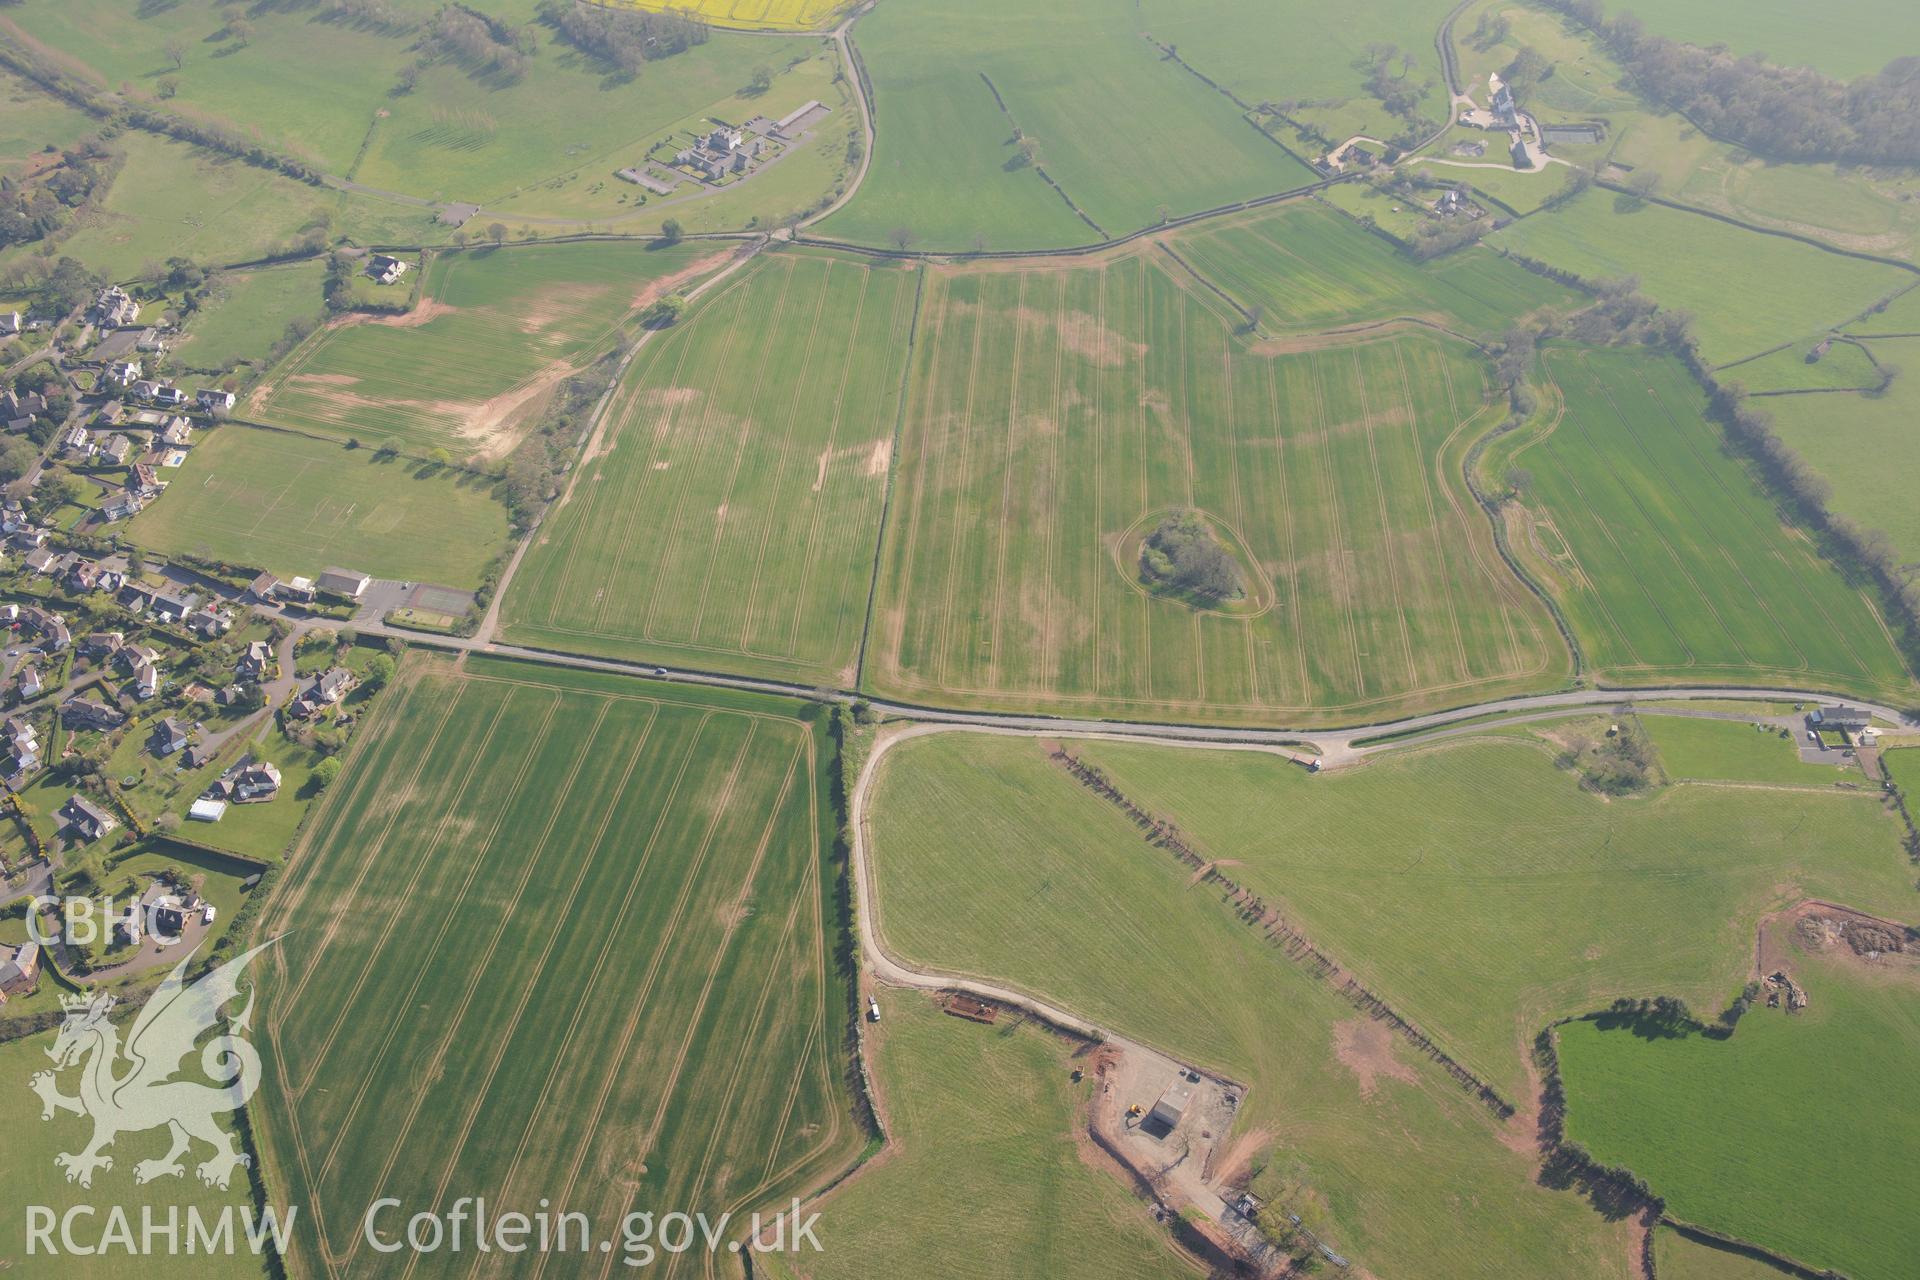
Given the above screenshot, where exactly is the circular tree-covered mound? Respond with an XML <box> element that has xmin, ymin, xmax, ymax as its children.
<box><xmin>1139</xmin><ymin>509</ymin><xmax>1246</xmax><ymax>606</ymax></box>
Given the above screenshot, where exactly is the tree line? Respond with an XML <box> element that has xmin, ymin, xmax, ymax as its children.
<box><xmin>1541</xmin><ymin>0</ymin><xmax>1920</xmax><ymax>166</ymax></box>
<box><xmin>535</xmin><ymin>0</ymin><xmax>710</xmax><ymax>76</ymax></box>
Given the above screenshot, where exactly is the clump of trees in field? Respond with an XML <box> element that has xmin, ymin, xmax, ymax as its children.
<box><xmin>0</xmin><ymin>138</ymin><xmax>114</xmax><ymax>253</ymax></box>
<box><xmin>1543</xmin><ymin>0</ymin><xmax>1920</xmax><ymax>165</ymax></box>
<box><xmin>535</xmin><ymin>0</ymin><xmax>709</xmax><ymax>75</ymax></box>
<box><xmin>1139</xmin><ymin>510</ymin><xmax>1244</xmax><ymax>602</ymax></box>
<box><xmin>1554</xmin><ymin>718</ymin><xmax>1656</xmax><ymax>795</ymax></box>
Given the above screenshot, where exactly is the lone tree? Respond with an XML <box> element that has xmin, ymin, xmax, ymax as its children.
<box><xmin>1139</xmin><ymin>510</ymin><xmax>1244</xmax><ymax>602</ymax></box>
<box><xmin>888</xmin><ymin>226</ymin><xmax>915</xmax><ymax>252</ymax></box>
<box><xmin>747</xmin><ymin>65</ymin><xmax>773</xmax><ymax>94</ymax></box>
<box><xmin>486</xmin><ymin>221</ymin><xmax>508</xmax><ymax>245</ymax></box>
<box><xmin>164</xmin><ymin>39</ymin><xmax>186</xmax><ymax>70</ymax></box>
<box><xmin>659</xmin><ymin>217</ymin><xmax>684</xmax><ymax>244</ymax></box>
<box><xmin>640</xmin><ymin>293</ymin><xmax>688</xmax><ymax>328</ymax></box>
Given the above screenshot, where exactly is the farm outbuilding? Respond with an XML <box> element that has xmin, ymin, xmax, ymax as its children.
<box><xmin>1144</xmin><ymin>1077</ymin><xmax>1194</xmax><ymax>1136</ymax></box>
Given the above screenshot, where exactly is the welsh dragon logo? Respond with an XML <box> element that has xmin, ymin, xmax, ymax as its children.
<box><xmin>30</xmin><ymin>941</ymin><xmax>272</xmax><ymax>1190</ymax></box>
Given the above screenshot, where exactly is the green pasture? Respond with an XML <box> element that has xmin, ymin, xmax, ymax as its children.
<box><xmin>863</xmin><ymin>731</ymin><xmax>1654</xmax><ymax>1278</ymax></box>
<box><xmin>4</xmin><ymin>131</ymin><xmax>438</xmax><ymax>283</ymax></box>
<box><xmin>253</xmin><ymin>239</ymin><xmax>720</xmax><ymax>459</ymax></box>
<box><xmin>940</xmin><ymin>728</ymin><xmax>1907</xmax><ymax>1095</ymax></box>
<box><xmin>1653</xmin><ymin>1226</ymin><xmax>1802</xmax><ymax>1280</ymax></box>
<box><xmin>254</xmin><ymin>654</ymin><xmax>860</xmax><ymax>1279</ymax></box>
<box><xmin>1718</xmin><ymin>336</ymin><xmax>1881</xmax><ymax>392</ymax></box>
<box><xmin>1172</xmin><ymin>200</ymin><xmax>1576</xmax><ymax>338</ymax></box>
<box><xmin>501</xmin><ymin>247</ymin><xmax>917</xmax><ymax>683</ymax></box>
<box><xmin>1756</xmin><ymin>350</ymin><xmax>1920</xmax><ymax>560</ymax></box>
<box><xmin>171</xmin><ymin>261</ymin><xmax>329</xmax><ymax>372</ymax></box>
<box><xmin>1603</xmin><ymin>0</ymin><xmax>1920</xmax><ymax>81</ymax></box>
<box><xmin>1557</xmin><ymin>941</ymin><xmax>1919</xmax><ymax>1280</ymax></box>
<box><xmin>1495</xmin><ymin>345</ymin><xmax>1915</xmax><ymax>700</ymax></box>
<box><xmin>1490</xmin><ymin>188</ymin><xmax>1908</xmax><ymax>363</ymax></box>
<box><xmin>0</xmin><ymin>1031</ymin><xmax>268</xmax><ymax>1279</ymax></box>
<box><xmin>1641</xmin><ymin>714</ymin><xmax>1860</xmax><ymax>785</ymax></box>
<box><xmin>1136</xmin><ymin>0</ymin><xmax>1449</xmax><ymax>144</ymax></box>
<box><xmin>778</xmin><ymin>996</ymin><xmax>1194</xmax><ymax>1280</ymax></box>
<box><xmin>817</xmin><ymin>0</ymin><xmax>1317</xmax><ymax>251</ymax></box>
<box><xmin>0</xmin><ymin>67</ymin><xmax>99</xmax><ymax>175</ymax></box>
<box><xmin>4</xmin><ymin>0</ymin><xmax>839</xmax><ymax>215</ymax></box>
<box><xmin>867</xmin><ymin>251</ymin><xmax>1565</xmax><ymax>725</ymax></box>
<box><xmin>127</xmin><ymin>425</ymin><xmax>509</xmax><ymax>590</ymax></box>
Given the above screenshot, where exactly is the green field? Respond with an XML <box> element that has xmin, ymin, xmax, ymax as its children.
<box><xmin>254</xmin><ymin>655</ymin><xmax>860</xmax><ymax>1278</ymax></box>
<box><xmin>1609</xmin><ymin>0</ymin><xmax>1920</xmax><ymax>81</ymax></box>
<box><xmin>1642</xmin><ymin>714</ymin><xmax>1860</xmax><ymax>785</ymax></box>
<box><xmin>867</xmin><ymin>250</ymin><xmax>1565</xmax><ymax>725</ymax></box>
<box><xmin>1495</xmin><ymin>345</ymin><xmax>1915</xmax><ymax>699</ymax></box>
<box><xmin>1557</xmin><ymin>940</ymin><xmax>1919</xmax><ymax>1279</ymax></box>
<box><xmin>127</xmin><ymin>425</ymin><xmax>509</xmax><ymax>590</ymax></box>
<box><xmin>882</xmin><ymin>728</ymin><xmax>1913</xmax><ymax>1093</ymax></box>
<box><xmin>252</xmin><ymin>240</ymin><xmax>723</xmax><ymax>460</ymax></box>
<box><xmin>864</xmin><ymin>731</ymin><xmax>1669</xmax><ymax>1277</ymax></box>
<box><xmin>1491</xmin><ymin>190</ymin><xmax>1910</xmax><ymax>363</ymax></box>
<box><xmin>1765</xmin><ymin>339</ymin><xmax>1920</xmax><ymax>559</ymax></box>
<box><xmin>1718</xmin><ymin>336</ymin><xmax>1881</xmax><ymax>391</ymax></box>
<box><xmin>500</xmin><ymin>248</ymin><xmax>917</xmax><ymax>683</ymax></box>
<box><xmin>3</xmin><ymin>130</ymin><xmax>436</xmax><ymax>283</ymax></box>
<box><xmin>771</xmin><ymin>995</ymin><xmax>1194</xmax><ymax>1280</ymax></box>
<box><xmin>817</xmin><ymin>0</ymin><xmax>1318</xmax><ymax>251</ymax></box>
<box><xmin>3</xmin><ymin>0</ymin><xmax>842</xmax><ymax>214</ymax></box>
<box><xmin>0</xmin><ymin>66</ymin><xmax>99</xmax><ymax>174</ymax></box>
<box><xmin>1137</xmin><ymin>0</ymin><xmax>1449</xmax><ymax>143</ymax></box>
<box><xmin>1653</xmin><ymin>1226</ymin><xmax>1803</xmax><ymax>1280</ymax></box>
<box><xmin>0</xmin><ymin>1029</ymin><xmax>269</xmax><ymax>1278</ymax></box>
<box><xmin>171</xmin><ymin>261</ymin><xmax>329</xmax><ymax>372</ymax></box>
<box><xmin>1172</xmin><ymin>200</ymin><xmax>1577</xmax><ymax>338</ymax></box>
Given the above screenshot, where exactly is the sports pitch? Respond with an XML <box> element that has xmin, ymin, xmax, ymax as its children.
<box><xmin>251</xmin><ymin>241</ymin><xmax>729</xmax><ymax>461</ymax></box>
<box><xmin>865</xmin><ymin>249</ymin><xmax>1565</xmax><ymax>724</ymax></box>
<box><xmin>126</xmin><ymin>425</ymin><xmax>510</xmax><ymax>590</ymax></box>
<box><xmin>500</xmin><ymin>248</ymin><xmax>918</xmax><ymax>684</ymax></box>
<box><xmin>253</xmin><ymin>655</ymin><xmax>860</xmax><ymax>1278</ymax></box>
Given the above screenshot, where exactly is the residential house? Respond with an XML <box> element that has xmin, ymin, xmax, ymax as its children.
<box><xmin>92</xmin><ymin>286</ymin><xmax>140</xmax><ymax>328</ymax></box>
<box><xmin>98</xmin><ymin>491</ymin><xmax>144</xmax><ymax>522</ymax></box>
<box><xmin>246</xmin><ymin>571</ymin><xmax>279</xmax><ymax>602</ymax></box>
<box><xmin>278</xmin><ymin>576</ymin><xmax>317</xmax><ymax>603</ymax></box>
<box><xmin>0</xmin><ymin>311</ymin><xmax>20</xmax><ymax>336</ymax></box>
<box><xmin>196</xmin><ymin>389</ymin><xmax>236</xmax><ymax>414</ymax></box>
<box><xmin>60</xmin><ymin>793</ymin><xmax>118</xmax><ymax>842</ymax></box>
<box><xmin>117</xmin><ymin>644</ymin><xmax>162</xmax><ymax>674</ymax></box>
<box><xmin>0</xmin><ymin>942</ymin><xmax>40</xmax><ymax>1003</ymax></box>
<box><xmin>96</xmin><ymin>400</ymin><xmax>126</xmax><ymax>428</ymax></box>
<box><xmin>15</xmin><ymin>665</ymin><xmax>43</xmax><ymax>700</ymax></box>
<box><xmin>22</xmin><ymin>548</ymin><xmax>60</xmax><ymax>576</ymax></box>
<box><xmin>99</xmin><ymin>433</ymin><xmax>133</xmax><ymax>465</ymax></box>
<box><xmin>316</xmin><ymin>567</ymin><xmax>371</xmax><ymax>599</ymax></box>
<box><xmin>189</xmin><ymin>604</ymin><xmax>232</xmax><ymax>637</ymax></box>
<box><xmin>148</xmin><ymin>717</ymin><xmax>191</xmax><ymax>757</ymax></box>
<box><xmin>232</xmin><ymin>760</ymin><xmax>282</xmax><ymax>802</ymax></box>
<box><xmin>152</xmin><ymin>384</ymin><xmax>188</xmax><ymax>408</ymax></box>
<box><xmin>82</xmin><ymin>630</ymin><xmax>125</xmax><ymax>658</ymax></box>
<box><xmin>131</xmin><ymin>659</ymin><xmax>161</xmax><ymax>701</ymax></box>
<box><xmin>135</xmin><ymin>328</ymin><xmax>170</xmax><ymax>354</ymax></box>
<box><xmin>130</xmin><ymin>379</ymin><xmax>165</xmax><ymax>402</ymax></box>
<box><xmin>61</xmin><ymin>423</ymin><xmax>93</xmax><ymax>459</ymax></box>
<box><xmin>1808</xmin><ymin>706</ymin><xmax>1872</xmax><ymax>734</ymax></box>
<box><xmin>5</xmin><ymin>717</ymin><xmax>40</xmax><ymax>774</ymax></box>
<box><xmin>237</xmin><ymin>640</ymin><xmax>274</xmax><ymax>678</ymax></box>
<box><xmin>9</xmin><ymin>527</ymin><xmax>47</xmax><ymax>551</ymax></box>
<box><xmin>60</xmin><ymin>694</ymin><xmax>125</xmax><ymax>731</ymax></box>
<box><xmin>107</xmin><ymin>361</ymin><xmax>142</xmax><ymax>388</ymax></box>
<box><xmin>0</xmin><ymin>390</ymin><xmax>46</xmax><ymax>420</ymax></box>
<box><xmin>22</xmin><ymin>606</ymin><xmax>70</xmax><ymax>651</ymax></box>
<box><xmin>128</xmin><ymin>463</ymin><xmax>163</xmax><ymax>499</ymax></box>
<box><xmin>292</xmin><ymin>666</ymin><xmax>356</xmax><ymax>718</ymax></box>
<box><xmin>65</xmin><ymin>560</ymin><xmax>121</xmax><ymax>596</ymax></box>
<box><xmin>160</xmin><ymin>417</ymin><xmax>193</xmax><ymax>447</ymax></box>
<box><xmin>366</xmin><ymin>254</ymin><xmax>409</xmax><ymax>285</ymax></box>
